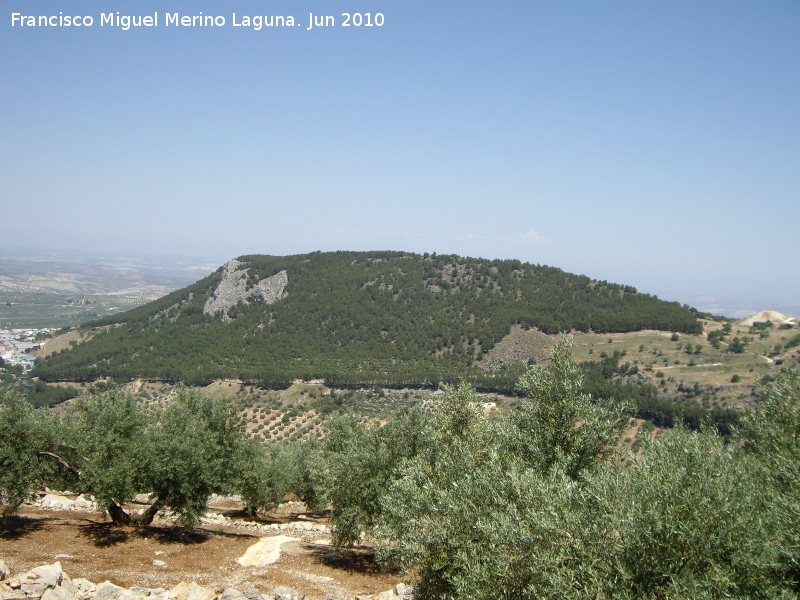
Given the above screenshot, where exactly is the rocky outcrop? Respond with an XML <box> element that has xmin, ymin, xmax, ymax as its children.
<box><xmin>247</xmin><ymin>272</ymin><xmax>288</xmax><ymax>306</ymax></box>
<box><xmin>203</xmin><ymin>261</ymin><xmax>288</xmax><ymax>322</ymax></box>
<box><xmin>0</xmin><ymin>562</ymin><xmax>412</xmax><ymax>600</ymax></box>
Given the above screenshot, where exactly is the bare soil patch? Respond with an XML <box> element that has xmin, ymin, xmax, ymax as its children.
<box><xmin>33</xmin><ymin>330</ymin><xmax>87</xmax><ymax>359</ymax></box>
<box><xmin>0</xmin><ymin>508</ymin><xmax>403</xmax><ymax>598</ymax></box>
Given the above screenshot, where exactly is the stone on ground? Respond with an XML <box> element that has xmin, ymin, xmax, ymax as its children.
<box><xmin>272</xmin><ymin>587</ymin><xmax>304</xmax><ymax>600</ymax></box>
<box><xmin>168</xmin><ymin>582</ymin><xmax>215</xmax><ymax>600</ymax></box>
<box><xmin>237</xmin><ymin>536</ymin><xmax>300</xmax><ymax>567</ymax></box>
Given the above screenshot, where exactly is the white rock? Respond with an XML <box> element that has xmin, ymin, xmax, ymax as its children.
<box><xmin>20</xmin><ymin>562</ymin><xmax>63</xmax><ymax>596</ymax></box>
<box><xmin>168</xmin><ymin>582</ymin><xmax>214</xmax><ymax>600</ymax></box>
<box><xmin>152</xmin><ymin>560</ymin><xmax>166</xmax><ymax>568</ymax></box>
<box><xmin>40</xmin><ymin>495</ymin><xmax>76</xmax><ymax>510</ymax></box>
<box><xmin>0</xmin><ymin>582</ymin><xmax>25</xmax><ymax>600</ymax></box>
<box><xmin>237</xmin><ymin>536</ymin><xmax>299</xmax><ymax>567</ymax></box>
<box><xmin>59</xmin><ymin>573</ymin><xmax>76</xmax><ymax>594</ymax></box>
<box><xmin>94</xmin><ymin>581</ymin><xmax>134</xmax><ymax>600</ymax></box>
<box><xmin>0</xmin><ymin>560</ymin><xmax>8</xmax><ymax>580</ymax></box>
<box><xmin>73</xmin><ymin>495</ymin><xmax>97</xmax><ymax>511</ymax></box>
<box><xmin>72</xmin><ymin>579</ymin><xmax>96</xmax><ymax>596</ymax></box>
<box><xmin>41</xmin><ymin>585</ymin><xmax>71</xmax><ymax>600</ymax></box>
<box><xmin>241</xmin><ymin>588</ymin><xmax>263</xmax><ymax>600</ymax></box>
<box><xmin>33</xmin><ymin>563</ymin><xmax>64</xmax><ymax>588</ymax></box>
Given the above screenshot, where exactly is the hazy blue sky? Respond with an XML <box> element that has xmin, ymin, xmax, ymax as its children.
<box><xmin>2</xmin><ymin>1</ymin><xmax>798</xmax><ymax>316</ymax></box>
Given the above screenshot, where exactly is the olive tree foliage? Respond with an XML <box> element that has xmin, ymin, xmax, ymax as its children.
<box><xmin>371</xmin><ymin>337</ymin><xmax>791</xmax><ymax>599</ymax></box>
<box><xmin>58</xmin><ymin>388</ymin><xmax>150</xmax><ymax>525</ymax></box>
<box><xmin>316</xmin><ymin>405</ymin><xmax>429</xmax><ymax>546</ymax></box>
<box><xmin>141</xmin><ymin>386</ymin><xmax>255</xmax><ymax>529</ymax></box>
<box><xmin>584</xmin><ymin>428</ymin><xmax>777</xmax><ymax>599</ymax></box>
<box><xmin>5</xmin><ymin>384</ymin><xmax>273</xmax><ymax>530</ymax></box>
<box><xmin>266</xmin><ymin>441</ymin><xmax>322</xmax><ymax>509</ymax></box>
<box><xmin>374</xmin><ymin>383</ymin><xmax>539</xmax><ymax>598</ymax></box>
<box><xmin>738</xmin><ymin>366</ymin><xmax>800</xmax><ymax>588</ymax></box>
<box><xmin>372</xmin><ymin>338</ymin><xmax>628</xmax><ymax>598</ymax></box>
<box><xmin>0</xmin><ymin>391</ymin><xmax>49</xmax><ymax>517</ymax></box>
<box><xmin>511</xmin><ymin>334</ymin><xmax>630</xmax><ymax>478</ymax></box>
<box><xmin>228</xmin><ymin>438</ymin><xmax>322</xmax><ymax>518</ymax></box>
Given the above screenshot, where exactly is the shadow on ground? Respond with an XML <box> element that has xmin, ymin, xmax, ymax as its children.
<box><xmin>307</xmin><ymin>544</ymin><xmax>396</xmax><ymax>576</ymax></box>
<box><xmin>77</xmin><ymin>522</ymin><xmax>258</xmax><ymax>548</ymax></box>
<box><xmin>0</xmin><ymin>515</ymin><xmax>47</xmax><ymax>540</ymax></box>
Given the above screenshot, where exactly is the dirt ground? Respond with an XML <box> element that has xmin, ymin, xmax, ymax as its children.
<box><xmin>0</xmin><ymin>507</ymin><xmax>404</xmax><ymax>599</ymax></box>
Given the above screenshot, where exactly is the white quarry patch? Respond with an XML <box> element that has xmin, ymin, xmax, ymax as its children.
<box><xmin>235</xmin><ymin>535</ymin><xmax>300</xmax><ymax>567</ymax></box>
<box><xmin>739</xmin><ymin>310</ymin><xmax>798</xmax><ymax>327</ymax></box>
<box><xmin>203</xmin><ymin>260</ymin><xmax>288</xmax><ymax>322</ymax></box>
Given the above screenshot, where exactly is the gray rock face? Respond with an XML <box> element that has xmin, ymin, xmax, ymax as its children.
<box><xmin>217</xmin><ymin>589</ymin><xmax>247</xmax><ymax>600</ymax></box>
<box><xmin>239</xmin><ymin>589</ymin><xmax>263</xmax><ymax>600</ymax></box>
<box><xmin>272</xmin><ymin>588</ymin><xmax>304</xmax><ymax>600</ymax></box>
<box><xmin>94</xmin><ymin>581</ymin><xmax>134</xmax><ymax>600</ymax></box>
<box><xmin>247</xmin><ymin>271</ymin><xmax>288</xmax><ymax>305</ymax></box>
<box><xmin>203</xmin><ymin>260</ymin><xmax>288</xmax><ymax>322</ymax></box>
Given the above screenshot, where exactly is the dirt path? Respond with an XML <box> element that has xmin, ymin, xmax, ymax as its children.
<box><xmin>0</xmin><ymin>509</ymin><xmax>403</xmax><ymax>598</ymax></box>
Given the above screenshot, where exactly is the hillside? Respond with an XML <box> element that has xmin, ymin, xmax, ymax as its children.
<box><xmin>32</xmin><ymin>251</ymin><xmax>702</xmax><ymax>388</ymax></box>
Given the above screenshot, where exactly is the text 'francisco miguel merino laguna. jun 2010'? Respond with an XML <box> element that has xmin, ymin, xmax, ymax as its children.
<box><xmin>10</xmin><ymin>11</ymin><xmax>385</xmax><ymax>31</ymax></box>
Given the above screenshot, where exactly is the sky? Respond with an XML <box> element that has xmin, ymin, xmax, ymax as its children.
<box><xmin>1</xmin><ymin>1</ymin><xmax>798</xmax><ymax>317</ymax></box>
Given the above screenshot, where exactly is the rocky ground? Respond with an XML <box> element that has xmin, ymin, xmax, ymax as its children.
<box><xmin>0</xmin><ymin>496</ymin><xmax>411</xmax><ymax>600</ymax></box>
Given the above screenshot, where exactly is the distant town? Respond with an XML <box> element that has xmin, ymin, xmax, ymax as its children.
<box><xmin>0</xmin><ymin>328</ymin><xmax>54</xmax><ymax>370</ymax></box>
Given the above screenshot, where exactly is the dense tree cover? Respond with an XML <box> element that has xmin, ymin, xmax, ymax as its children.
<box><xmin>0</xmin><ymin>379</ymin><xmax>79</xmax><ymax>408</ymax></box>
<box><xmin>582</xmin><ymin>356</ymin><xmax>740</xmax><ymax>435</ymax></box>
<box><xmin>33</xmin><ymin>251</ymin><xmax>701</xmax><ymax>387</ymax></box>
<box><xmin>0</xmin><ymin>349</ymin><xmax>80</xmax><ymax>407</ymax></box>
<box><xmin>316</xmin><ymin>341</ymin><xmax>800</xmax><ymax>598</ymax></box>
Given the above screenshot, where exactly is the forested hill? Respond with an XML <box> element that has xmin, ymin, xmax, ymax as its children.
<box><xmin>33</xmin><ymin>251</ymin><xmax>701</xmax><ymax>387</ymax></box>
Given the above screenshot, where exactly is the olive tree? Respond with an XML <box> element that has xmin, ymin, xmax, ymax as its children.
<box><xmin>373</xmin><ymin>338</ymin><xmax>628</xmax><ymax>597</ymax></box>
<box><xmin>511</xmin><ymin>333</ymin><xmax>629</xmax><ymax>478</ymax></box>
<box><xmin>40</xmin><ymin>386</ymin><xmax>268</xmax><ymax>530</ymax></box>
<box><xmin>54</xmin><ymin>388</ymin><xmax>151</xmax><ymax>524</ymax></box>
<box><xmin>317</xmin><ymin>405</ymin><xmax>429</xmax><ymax>546</ymax></box>
<box><xmin>141</xmin><ymin>386</ymin><xmax>258</xmax><ymax>529</ymax></box>
<box><xmin>738</xmin><ymin>366</ymin><xmax>800</xmax><ymax>588</ymax></box>
<box><xmin>584</xmin><ymin>427</ymin><xmax>776</xmax><ymax>598</ymax></box>
<box><xmin>0</xmin><ymin>392</ymin><xmax>48</xmax><ymax>517</ymax></box>
<box><xmin>373</xmin><ymin>337</ymin><xmax>785</xmax><ymax>598</ymax></box>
